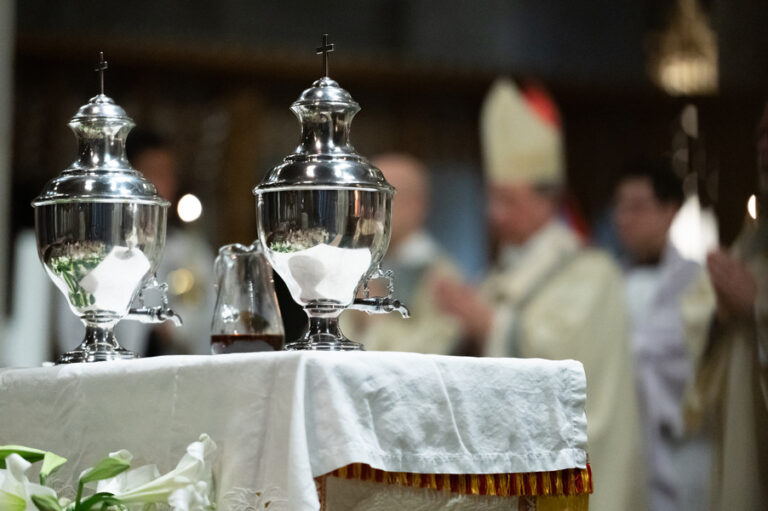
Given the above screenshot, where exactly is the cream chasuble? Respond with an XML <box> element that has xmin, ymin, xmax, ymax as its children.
<box><xmin>483</xmin><ymin>221</ymin><xmax>647</xmax><ymax>511</ymax></box>
<box><xmin>341</xmin><ymin>231</ymin><xmax>463</xmax><ymax>355</ymax></box>
<box><xmin>693</xmin><ymin>219</ymin><xmax>768</xmax><ymax>511</ymax></box>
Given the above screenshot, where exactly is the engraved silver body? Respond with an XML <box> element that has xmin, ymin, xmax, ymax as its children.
<box><xmin>254</xmin><ymin>42</ymin><xmax>408</xmax><ymax>351</ymax></box>
<box><xmin>32</xmin><ymin>86</ymin><xmax>181</xmax><ymax>363</ymax></box>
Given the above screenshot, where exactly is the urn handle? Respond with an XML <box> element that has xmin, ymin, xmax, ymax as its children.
<box><xmin>126</xmin><ymin>274</ymin><xmax>183</xmax><ymax>326</ymax></box>
<box><xmin>349</xmin><ymin>266</ymin><xmax>410</xmax><ymax>318</ymax></box>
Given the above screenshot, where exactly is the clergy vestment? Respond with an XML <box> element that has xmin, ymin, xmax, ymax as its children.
<box><xmin>625</xmin><ymin>244</ymin><xmax>715</xmax><ymax>511</ymax></box>
<box><xmin>483</xmin><ymin>221</ymin><xmax>647</xmax><ymax>511</ymax></box>
<box><xmin>341</xmin><ymin>230</ymin><xmax>463</xmax><ymax>354</ymax></box>
<box><xmin>694</xmin><ymin>218</ymin><xmax>768</xmax><ymax>511</ymax></box>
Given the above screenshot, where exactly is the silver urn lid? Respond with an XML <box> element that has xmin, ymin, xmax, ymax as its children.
<box><xmin>32</xmin><ymin>53</ymin><xmax>169</xmax><ymax>207</ymax></box>
<box><xmin>254</xmin><ymin>35</ymin><xmax>393</xmax><ymax>194</ymax></box>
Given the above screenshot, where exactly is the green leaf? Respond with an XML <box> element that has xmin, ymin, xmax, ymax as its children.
<box><xmin>79</xmin><ymin>451</ymin><xmax>132</xmax><ymax>486</ymax></box>
<box><xmin>31</xmin><ymin>494</ymin><xmax>63</xmax><ymax>511</ymax></box>
<box><xmin>0</xmin><ymin>490</ymin><xmax>26</xmax><ymax>511</ymax></box>
<box><xmin>40</xmin><ymin>451</ymin><xmax>68</xmax><ymax>485</ymax></box>
<box><xmin>0</xmin><ymin>445</ymin><xmax>48</xmax><ymax>468</ymax></box>
<box><xmin>76</xmin><ymin>492</ymin><xmax>122</xmax><ymax>511</ymax></box>
<box><xmin>77</xmin><ymin>451</ymin><xmax>131</xmax><ymax>506</ymax></box>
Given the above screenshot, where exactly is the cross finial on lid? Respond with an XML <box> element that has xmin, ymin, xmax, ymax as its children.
<box><xmin>316</xmin><ymin>34</ymin><xmax>334</xmax><ymax>77</ymax></box>
<box><xmin>94</xmin><ymin>51</ymin><xmax>108</xmax><ymax>95</ymax></box>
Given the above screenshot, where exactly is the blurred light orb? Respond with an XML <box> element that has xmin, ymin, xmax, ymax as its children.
<box><xmin>168</xmin><ymin>268</ymin><xmax>195</xmax><ymax>295</ymax></box>
<box><xmin>669</xmin><ymin>194</ymin><xmax>719</xmax><ymax>264</ymax></box>
<box><xmin>658</xmin><ymin>55</ymin><xmax>718</xmax><ymax>96</ymax></box>
<box><xmin>177</xmin><ymin>193</ymin><xmax>202</xmax><ymax>222</ymax></box>
<box><xmin>748</xmin><ymin>194</ymin><xmax>758</xmax><ymax>220</ymax></box>
<box><xmin>650</xmin><ymin>0</ymin><xmax>718</xmax><ymax>96</ymax></box>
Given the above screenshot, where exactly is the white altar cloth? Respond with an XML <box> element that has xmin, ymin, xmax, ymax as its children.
<box><xmin>0</xmin><ymin>352</ymin><xmax>588</xmax><ymax>510</ymax></box>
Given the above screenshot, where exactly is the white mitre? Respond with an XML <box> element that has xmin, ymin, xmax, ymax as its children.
<box><xmin>480</xmin><ymin>78</ymin><xmax>565</xmax><ymax>186</ymax></box>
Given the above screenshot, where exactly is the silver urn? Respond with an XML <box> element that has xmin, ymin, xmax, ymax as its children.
<box><xmin>31</xmin><ymin>54</ymin><xmax>181</xmax><ymax>363</ymax></box>
<box><xmin>254</xmin><ymin>36</ymin><xmax>408</xmax><ymax>351</ymax></box>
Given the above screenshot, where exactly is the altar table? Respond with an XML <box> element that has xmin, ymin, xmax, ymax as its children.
<box><xmin>0</xmin><ymin>352</ymin><xmax>591</xmax><ymax>510</ymax></box>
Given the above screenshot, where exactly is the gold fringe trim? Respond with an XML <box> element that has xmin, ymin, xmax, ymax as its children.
<box><xmin>537</xmin><ymin>495</ymin><xmax>590</xmax><ymax>511</ymax></box>
<box><xmin>321</xmin><ymin>463</ymin><xmax>593</xmax><ymax>498</ymax></box>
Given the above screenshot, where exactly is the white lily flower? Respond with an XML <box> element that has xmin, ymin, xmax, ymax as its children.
<box><xmin>0</xmin><ymin>489</ymin><xmax>26</xmax><ymax>511</ymax></box>
<box><xmin>97</xmin><ymin>434</ymin><xmax>216</xmax><ymax>511</ymax></box>
<box><xmin>96</xmin><ymin>463</ymin><xmax>161</xmax><ymax>495</ymax></box>
<box><xmin>168</xmin><ymin>480</ymin><xmax>213</xmax><ymax>511</ymax></box>
<box><xmin>0</xmin><ymin>453</ymin><xmax>58</xmax><ymax>510</ymax></box>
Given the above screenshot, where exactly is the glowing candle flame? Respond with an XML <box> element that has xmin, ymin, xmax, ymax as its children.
<box><xmin>747</xmin><ymin>194</ymin><xmax>758</xmax><ymax>220</ymax></box>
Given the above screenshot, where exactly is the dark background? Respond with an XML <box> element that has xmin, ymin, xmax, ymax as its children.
<box><xmin>10</xmin><ymin>0</ymin><xmax>768</xmax><ymax>256</ymax></box>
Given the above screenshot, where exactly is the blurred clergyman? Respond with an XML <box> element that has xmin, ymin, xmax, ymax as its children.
<box><xmin>434</xmin><ymin>79</ymin><xmax>647</xmax><ymax>511</ymax></box>
<box><xmin>614</xmin><ymin>160</ymin><xmax>714</xmax><ymax>511</ymax></box>
<box><xmin>341</xmin><ymin>153</ymin><xmax>463</xmax><ymax>354</ymax></box>
<box><xmin>694</xmin><ymin>102</ymin><xmax>768</xmax><ymax>511</ymax></box>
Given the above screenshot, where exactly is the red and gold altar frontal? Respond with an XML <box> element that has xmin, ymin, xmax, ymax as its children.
<box><xmin>317</xmin><ymin>463</ymin><xmax>593</xmax><ymax>510</ymax></box>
